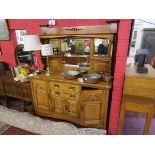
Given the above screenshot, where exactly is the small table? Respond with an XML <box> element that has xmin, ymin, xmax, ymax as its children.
<box><xmin>118</xmin><ymin>64</ymin><xmax>155</xmax><ymax>135</ymax></box>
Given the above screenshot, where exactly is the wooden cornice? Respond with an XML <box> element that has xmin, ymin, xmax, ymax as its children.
<box><xmin>40</xmin><ymin>23</ymin><xmax>118</xmax><ymax>36</ymax></box>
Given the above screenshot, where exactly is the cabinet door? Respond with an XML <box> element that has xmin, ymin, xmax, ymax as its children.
<box><xmin>33</xmin><ymin>89</ymin><xmax>50</xmax><ymax>111</ymax></box>
<box><xmin>51</xmin><ymin>96</ymin><xmax>66</xmax><ymax>115</ymax></box>
<box><xmin>81</xmin><ymin>90</ymin><xmax>105</xmax><ymax>125</ymax></box>
<box><xmin>66</xmin><ymin>100</ymin><xmax>80</xmax><ymax>118</ymax></box>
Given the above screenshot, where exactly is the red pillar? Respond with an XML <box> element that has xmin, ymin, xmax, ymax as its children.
<box><xmin>108</xmin><ymin>20</ymin><xmax>132</xmax><ymax>134</ymax></box>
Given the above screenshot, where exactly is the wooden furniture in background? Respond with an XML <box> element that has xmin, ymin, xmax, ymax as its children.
<box><xmin>0</xmin><ymin>71</ymin><xmax>32</xmax><ymax>110</ymax></box>
<box><xmin>0</xmin><ymin>78</ymin><xmax>4</xmax><ymax>96</ymax></box>
<box><xmin>30</xmin><ymin>73</ymin><xmax>111</xmax><ymax>129</ymax></box>
<box><xmin>118</xmin><ymin>64</ymin><xmax>155</xmax><ymax>134</ymax></box>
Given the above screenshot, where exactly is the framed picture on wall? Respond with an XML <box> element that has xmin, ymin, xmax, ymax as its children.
<box><xmin>0</xmin><ymin>19</ymin><xmax>10</xmax><ymax>40</ymax></box>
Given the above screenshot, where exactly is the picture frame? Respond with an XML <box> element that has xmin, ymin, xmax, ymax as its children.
<box><xmin>0</xmin><ymin>19</ymin><xmax>10</xmax><ymax>40</ymax></box>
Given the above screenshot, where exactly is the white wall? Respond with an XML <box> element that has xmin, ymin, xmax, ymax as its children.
<box><xmin>129</xmin><ymin>19</ymin><xmax>155</xmax><ymax>57</ymax></box>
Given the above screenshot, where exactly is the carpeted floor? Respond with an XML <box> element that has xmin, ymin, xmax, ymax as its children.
<box><xmin>0</xmin><ymin>121</ymin><xmax>10</xmax><ymax>134</ymax></box>
<box><xmin>0</xmin><ymin>104</ymin><xmax>106</xmax><ymax>135</ymax></box>
<box><xmin>1</xmin><ymin>126</ymin><xmax>37</xmax><ymax>135</ymax></box>
<box><xmin>1</xmin><ymin>98</ymin><xmax>155</xmax><ymax>135</ymax></box>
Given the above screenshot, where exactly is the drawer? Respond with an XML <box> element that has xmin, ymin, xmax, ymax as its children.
<box><xmin>32</xmin><ymin>80</ymin><xmax>47</xmax><ymax>90</ymax></box>
<box><xmin>50</xmin><ymin>82</ymin><xmax>81</xmax><ymax>93</ymax></box>
<box><xmin>65</xmin><ymin>93</ymin><xmax>80</xmax><ymax>101</ymax></box>
<box><xmin>51</xmin><ymin>89</ymin><xmax>64</xmax><ymax>97</ymax></box>
<box><xmin>125</xmin><ymin>77</ymin><xmax>155</xmax><ymax>89</ymax></box>
<box><xmin>62</xmin><ymin>84</ymin><xmax>81</xmax><ymax>93</ymax></box>
<box><xmin>91</xmin><ymin>60</ymin><xmax>111</xmax><ymax>72</ymax></box>
<box><xmin>50</xmin><ymin>82</ymin><xmax>63</xmax><ymax>90</ymax></box>
<box><xmin>82</xmin><ymin>90</ymin><xmax>104</xmax><ymax>102</ymax></box>
<box><xmin>51</xmin><ymin>89</ymin><xmax>80</xmax><ymax>101</ymax></box>
<box><xmin>123</xmin><ymin>87</ymin><xmax>155</xmax><ymax>98</ymax></box>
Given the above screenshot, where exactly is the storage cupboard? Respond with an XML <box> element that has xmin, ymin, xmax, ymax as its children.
<box><xmin>30</xmin><ymin>74</ymin><xmax>111</xmax><ymax>129</ymax></box>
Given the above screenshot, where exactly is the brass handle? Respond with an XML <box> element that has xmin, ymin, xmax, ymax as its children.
<box><xmin>70</xmin><ymin>94</ymin><xmax>75</xmax><ymax>99</ymax></box>
<box><xmin>55</xmin><ymin>92</ymin><xmax>60</xmax><ymax>96</ymax></box>
<box><xmin>69</xmin><ymin>86</ymin><xmax>75</xmax><ymax>91</ymax></box>
<box><xmin>65</xmin><ymin>28</ymin><xmax>82</xmax><ymax>31</ymax></box>
<box><xmin>54</xmin><ymin>84</ymin><xmax>59</xmax><ymax>88</ymax></box>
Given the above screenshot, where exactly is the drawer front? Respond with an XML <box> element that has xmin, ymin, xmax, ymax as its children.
<box><xmin>65</xmin><ymin>93</ymin><xmax>80</xmax><ymax>101</ymax></box>
<box><xmin>82</xmin><ymin>90</ymin><xmax>104</xmax><ymax>102</ymax></box>
<box><xmin>91</xmin><ymin>60</ymin><xmax>111</xmax><ymax>72</ymax></box>
<box><xmin>125</xmin><ymin>77</ymin><xmax>155</xmax><ymax>89</ymax></box>
<box><xmin>50</xmin><ymin>82</ymin><xmax>80</xmax><ymax>93</ymax></box>
<box><xmin>50</xmin><ymin>82</ymin><xmax>63</xmax><ymax>90</ymax></box>
<box><xmin>124</xmin><ymin>87</ymin><xmax>155</xmax><ymax>98</ymax></box>
<box><xmin>51</xmin><ymin>89</ymin><xmax>64</xmax><ymax>98</ymax></box>
<box><xmin>32</xmin><ymin>80</ymin><xmax>47</xmax><ymax>90</ymax></box>
<box><xmin>61</xmin><ymin>84</ymin><xmax>80</xmax><ymax>93</ymax></box>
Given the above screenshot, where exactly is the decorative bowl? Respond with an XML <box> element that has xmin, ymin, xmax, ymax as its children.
<box><xmin>97</xmin><ymin>72</ymin><xmax>113</xmax><ymax>82</ymax></box>
<box><xmin>83</xmin><ymin>73</ymin><xmax>101</xmax><ymax>84</ymax></box>
<box><xmin>102</xmin><ymin>74</ymin><xmax>113</xmax><ymax>82</ymax></box>
<box><xmin>77</xmin><ymin>69</ymin><xmax>88</xmax><ymax>76</ymax></box>
<box><xmin>63</xmin><ymin>70</ymin><xmax>80</xmax><ymax>80</ymax></box>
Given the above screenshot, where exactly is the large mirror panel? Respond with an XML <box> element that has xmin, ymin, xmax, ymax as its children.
<box><xmin>61</xmin><ymin>38</ymin><xmax>90</xmax><ymax>67</ymax></box>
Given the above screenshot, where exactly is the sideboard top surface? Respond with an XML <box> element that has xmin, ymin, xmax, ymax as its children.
<box><xmin>126</xmin><ymin>64</ymin><xmax>155</xmax><ymax>78</ymax></box>
<box><xmin>29</xmin><ymin>73</ymin><xmax>112</xmax><ymax>89</ymax></box>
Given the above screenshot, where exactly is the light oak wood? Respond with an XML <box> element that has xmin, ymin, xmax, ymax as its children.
<box><xmin>31</xmin><ymin>25</ymin><xmax>116</xmax><ymax>129</ymax></box>
<box><xmin>40</xmin><ymin>24</ymin><xmax>117</xmax><ymax>35</ymax></box>
<box><xmin>118</xmin><ymin>64</ymin><xmax>155</xmax><ymax>135</ymax></box>
<box><xmin>40</xmin><ymin>25</ymin><xmax>116</xmax><ymax>73</ymax></box>
<box><xmin>81</xmin><ymin>90</ymin><xmax>105</xmax><ymax>125</ymax></box>
<box><xmin>30</xmin><ymin>73</ymin><xmax>111</xmax><ymax>129</ymax></box>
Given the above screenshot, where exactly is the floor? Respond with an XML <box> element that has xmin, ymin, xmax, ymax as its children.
<box><xmin>0</xmin><ymin>97</ymin><xmax>83</xmax><ymax>135</ymax></box>
<box><xmin>2</xmin><ymin>126</ymin><xmax>36</xmax><ymax>135</ymax></box>
<box><xmin>123</xmin><ymin>111</ymin><xmax>155</xmax><ymax>135</ymax></box>
<box><xmin>0</xmin><ymin>97</ymin><xmax>36</xmax><ymax>135</ymax></box>
<box><xmin>1</xmin><ymin>97</ymin><xmax>155</xmax><ymax>135</ymax></box>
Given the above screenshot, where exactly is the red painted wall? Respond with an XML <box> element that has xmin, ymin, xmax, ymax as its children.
<box><xmin>0</xmin><ymin>19</ymin><xmax>132</xmax><ymax>134</ymax></box>
<box><xmin>108</xmin><ymin>20</ymin><xmax>132</xmax><ymax>134</ymax></box>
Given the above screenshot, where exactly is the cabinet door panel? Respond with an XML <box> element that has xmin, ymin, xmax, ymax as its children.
<box><xmin>52</xmin><ymin>96</ymin><xmax>66</xmax><ymax>115</ymax></box>
<box><xmin>83</xmin><ymin>101</ymin><xmax>101</xmax><ymax>125</ymax></box>
<box><xmin>33</xmin><ymin>89</ymin><xmax>49</xmax><ymax>111</ymax></box>
<box><xmin>81</xmin><ymin>90</ymin><xmax>105</xmax><ymax>125</ymax></box>
<box><xmin>32</xmin><ymin>79</ymin><xmax>47</xmax><ymax>90</ymax></box>
<box><xmin>67</xmin><ymin>100</ymin><xmax>79</xmax><ymax>118</ymax></box>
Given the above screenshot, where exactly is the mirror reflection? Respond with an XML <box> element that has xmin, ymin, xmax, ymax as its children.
<box><xmin>61</xmin><ymin>38</ymin><xmax>90</xmax><ymax>67</ymax></box>
<box><xmin>49</xmin><ymin>39</ymin><xmax>59</xmax><ymax>55</ymax></box>
<box><xmin>94</xmin><ymin>38</ymin><xmax>109</xmax><ymax>56</ymax></box>
<box><xmin>15</xmin><ymin>44</ymin><xmax>33</xmax><ymax>67</ymax></box>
